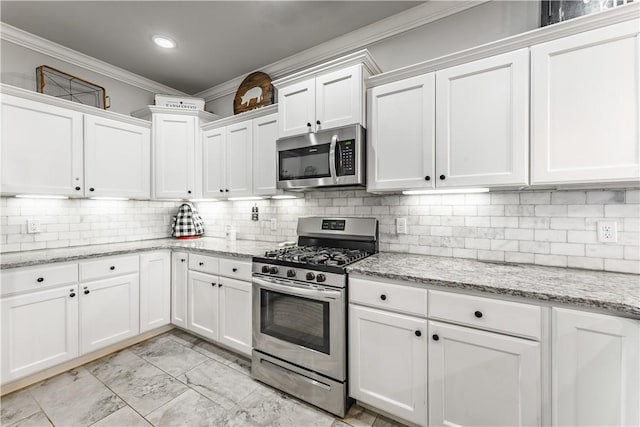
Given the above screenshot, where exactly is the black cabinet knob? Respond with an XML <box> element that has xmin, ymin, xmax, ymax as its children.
<box><xmin>233</xmin><ymin>268</ymin><xmax>238</xmax><ymax>272</ymax></box>
<box><xmin>219</xmin><ymin>283</ymin><xmax>223</xmax><ymax>287</ymax></box>
<box><xmin>181</xmin><ymin>258</ymin><xmax>186</xmax><ymax>262</ymax></box>
<box><xmin>306</xmin><ymin>272</ymin><xmax>315</xmax><ymax>280</ymax></box>
<box><xmin>425</xmin><ymin>176</ymin><xmax>431</xmax><ymax>181</ymax></box>
<box><xmin>36</xmin><ymin>277</ymin><xmax>44</xmax><ymax>283</ymax></box>
<box><xmin>109</xmin><ymin>266</ymin><xmax>115</xmax><ymax>271</ymax></box>
<box><xmin>75</xmin><ymin>186</ymin><xmax>81</xmax><ymax>191</ymax></box>
<box><xmin>84</xmin><ymin>289</ymin><xmax>90</xmax><ymax>295</ymax></box>
<box><xmin>219</xmin><ymin>189</ymin><xmax>224</xmax><ymax>193</ymax></box>
<box><xmin>69</xmin><ymin>292</ymin><xmax>76</xmax><ymax>298</ymax></box>
<box><xmin>474</xmin><ymin>310</ymin><xmax>483</xmax><ymax>318</ymax></box>
<box><xmin>415</xmin><ymin>330</ymin><xmax>422</xmax><ymax>337</ymax></box>
<box><xmin>439</xmin><ymin>175</ymin><xmax>446</xmax><ymax>180</ymax></box>
<box><xmin>380</xmin><ymin>294</ymin><xmax>387</xmax><ymax>301</ymax></box>
<box><xmin>225</xmin><ymin>189</ymin><xmax>229</xmax><ymax>192</ymax></box>
<box><xmin>316</xmin><ymin>273</ymin><xmax>326</xmax><ymax>283</ymax></box>
<box><xmin>432</xmin><ymin>334</ymin><xmax>440</xmax><ymax>341</ymax></box>
<box><xmin>188</xmin><ymin>190</ymin><xmax>192</xmax><ymax>194</ymax></box>
<box><xmin>316</xmin><ymin>120</ymin><xmax>321</xmax><ymax>125</ymax></box>
<box><xmin>212</xmin><ymin>283</ymin><xmax>215</xmax><ymax>287</ymax></box>
<box><xmin>89</xmin><ymin>188</ymin><xmax>95</xmax><ymax>192</ymax></box>
<box><xmin>199</xmin><ymin>262</ymin><xmax>204</xmax><ymax>266</ymax></box>
<box><xmin>307</xmin><ymin>122</ymin><xmax>312</xmax><ymax>127</ymax></box>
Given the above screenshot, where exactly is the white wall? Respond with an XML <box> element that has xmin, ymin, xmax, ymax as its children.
<box><xmin>0</xmin><ymin>40</ymin><xmax>155</xmax><ymax>115</ymax></box>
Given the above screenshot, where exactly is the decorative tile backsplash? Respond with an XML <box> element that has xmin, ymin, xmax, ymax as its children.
<box><xmin>1</xmin><ymin>188</ymin><xmax>639</xmax><ymax>274</ymax></box>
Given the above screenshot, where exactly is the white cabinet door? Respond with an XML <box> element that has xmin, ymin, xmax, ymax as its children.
<box><xmin>428</xmin><ymin>321</ymin><xmax>541</xmax><ymax>427</ymax></box>
<box><xmin>349</xmin><ymin>304</ymin><xmax>427</xmax><ymax>426</ymax></box>
<box><xmin>278</xmin><ymin>79</ymin><xmax>316</xmax><ymax>137</ymax></box>
<box><xmin>153</xmin><ymin>114</ymin><xmax>197</xmax><ymax>199</ymax></box>
<box><xmin>367</xmin><ymin>74</ymin><xmax>435</xmax><ymax>192</ymax></box>
<box><xmin>1</xmin><ymin>94</ymin><xmax>84</xmax><ymax>197</ymax></box>
<box><xmin>79</xmin><ymin>273</ymin><xmax>140</xmax><ymax>354</ymax></box>
<box><xmin>226</xmin><ymin>121</ymin><xmax>253</xmax><ymax>197</ymax></box>
<box><xmin>85</xmin><ymin>115</ymin><xmax>150</xmax><ymax>199</ymax></box>
<box><xmin>436</xmin><ymin>49</ymin><xmax>529</xmax><ymax>188</ymax></box>
<box><xmin>553</xmin><ymin>308</ymin><xmax>639</xmax><ymax>427</ymax></box>
<box><xmin>139</xmin><ymin>251</ymin><xmax>170</xmax><ymax>333</ymax></box>
<box><xmin>187</xmin><ymin>271</ymin><xmax>219</xmax><ymax>341</ymax></box>
<box><xmin>1</xmin><ymin>286</ymin><xmax>79</xmax><ymax>383</ymax></box>
<box><xmin>531</xmin><ymin>21</ymin><xmax>640</xmax><ymax>185</ymax></box>
<box><xmin>218</xmin><ymin>277</ymin><xmax>252</xmax><ymax>356</ymax></box>
<box><xmin>316</xmin><ymin>64</ymin><xmax>363</xmax><ymax>131</ymax></box>
<box><xmin>171</xmin><ymin>252</ymin><xmax>189</xmax><ymax>328</ymax></box>
<box><xmin>253</xmin><ymin>113</ymin><xmax>279</xmax><ymax>196</ymax></box>
<box><xmin>202</xmin><ymin>126</ymin><xmax>226</xmax><ymax>198</ymax></box>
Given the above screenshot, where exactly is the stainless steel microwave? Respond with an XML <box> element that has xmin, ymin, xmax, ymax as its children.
<box><xmin>276</xmin><ymin>124</ymin><xmax>365</xmax><ymax>190</ymax></box>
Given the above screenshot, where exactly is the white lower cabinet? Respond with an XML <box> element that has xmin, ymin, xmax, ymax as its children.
<box><xmin>187</xmin><ymin>270</ymin><xmax>220</xmax><ymax>341</ymax></box>
<box><xmin>552</xmin><ymin>308</ymin><xmax>639</xmax><ymax>427</ymax></box>
<box><xmin>349</xmin><ymin>304</ymin><xmax>427</xmax><ymax>426</ymax></box>
<box><xmin>428</xmin><ymin>320</ymin><xmax>541</xmax><ymax>427</ymax></box>
<box><xmin>1</xmin><ymin>285</ymin><xmax>79</xmax><ymax>383</ymax></box>
<box><xmin>218</xmin><ymin>277</ymin><xmax>252</xmax><ymax>356</ymax></box>
<box><xmin>139</xmin><ymin>251</ymin><xmax>171</xmax><ymax>333</ymax></box>
<box><xmin>171</xmin><ymin>252</ymin><xmax>189</xmax><ymax>328</ymax></box>
<box><xmin>79</xmin><ymin>273</ymin><xmax>140</xmax><ymax>354</ymax></box>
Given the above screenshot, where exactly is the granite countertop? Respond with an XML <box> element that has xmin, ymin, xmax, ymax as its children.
<box><xmin>0</xmin><ymin>237</ymin><xmax>279</xmax><ymax>269</ymax></box>
<box><xmin>347</xmin><ymin>252</ymin><xmax>640</xmax><ymax>318</ymax></box>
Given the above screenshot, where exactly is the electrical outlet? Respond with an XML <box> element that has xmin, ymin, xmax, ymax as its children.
<box><xmin>396</xmin><ymin>218</ymin><xmax>407</xmax><ymax>234</ymax></box>
<box><xmin>27</xmin><ymin>219</ymin><xmax>41</xmax><ymax>234</ymax></box>
<box><xmin>270</xmin><ymin>218</ymin><xmax>278</xmax><ymax>231</ymax></box>
<box><xmin>597</xmin><ymin>221</ymin><xmax>618</xmax><ymax>243</ymax></box>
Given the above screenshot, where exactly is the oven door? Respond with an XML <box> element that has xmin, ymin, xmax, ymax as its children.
<box><xmin>252</xmin><ymin>275</ymin><xmax>345</xmax><ymax>380</ymax></box>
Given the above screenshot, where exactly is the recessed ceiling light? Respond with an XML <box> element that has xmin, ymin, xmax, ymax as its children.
<box><xmin>152</xmin><ymin>35</ymin><xmax>176</xmax><ymax>49</ymax></box>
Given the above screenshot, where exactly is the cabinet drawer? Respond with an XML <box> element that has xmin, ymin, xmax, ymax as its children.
<box><xmin>219</xmin><ymin>258</ymin><xmax>251</xmax><ymax>281</ymax></box>
<box><xmin>1</xmin><ymin>264</ymin><xmax>78</xmax><ymax>296</ymax></box>
<box><xmin>428</xmin><ymin>290</ymin><xmax>541</xmax><ymax>340</ymax></box>
<box><xmin>189</xmin><ymin>254</ymin><xmax>219</xmax><ymax>275</ymax></box>
<box><xmin>79</xmin><ymin>255</ymin><xmax>139</xmax><ymax>282</ymax></box>
<box><xmin>349</xmin><ymin>277</ymin><xmax>428</xmax><ymax>317</ymax></box>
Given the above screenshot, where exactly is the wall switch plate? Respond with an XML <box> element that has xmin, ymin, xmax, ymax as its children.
<box><xmin>597</xmin><ymin>221</ymin><xmax>618</xmax><ymax>243</ymax></box>
<box><xmin>27</xmin><ymin>219</ymin><xmax>41</xmax><ymax>233</ymax></box>
<box><xmin>396</xmin><ymin>218</ymin><xmax>407</xmax><ymax>234</ymax></box>
<box><xmin>270</xmin><ymin>218</ymin><xmax>278</xmax><ymax>231</ymax></box>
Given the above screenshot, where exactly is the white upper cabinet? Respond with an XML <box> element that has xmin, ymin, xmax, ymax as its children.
<box><xmin>428</xmin><ymin>320</ymin><xmax>541</xmax><ymax>427</ymax></box>
<box><xmin>367</xmin><ymin>74</ymin><xmax>435</xmax><ymax>192</ymax></box>
<box><xmin>1</xmin><ymin>94</ymin><xmax>84</xmax><ymax>197</ymax></box>
<box><xmin>552</xmin><ymin>308</ymin><xmax>639</xmax><ymax>427</ymax></box>
<box><xmin>436</xmin><ymin>49</ymin><xmax>529</xmax><ymax>188</ymax></box>
<box><xmin>226</xmin><ymin>121</ymin><xmax>253</xmax><ymax>197</ymax></box>
<box><xmin>278</xmin><ymin>79</ymin><xmax>316</xmax><ymax>138</ymax></box>
<box><xmin>84</xmin><ymin>115</ymin><xmax>150</xmax><ymax>198</ymax></box>
<box><xmin>315</xmin><ymin>64</ymin><xmax>364</xmax><ymax>132</ymax></box>
<box><xmin>153</xmin><ymin>114</ymin><xmax>198</xmax><ymax>199</ymax></box>
<box><xmin>531</xmin><ymin>21</ymin><xmax>640</xmax><ymax>185</ymax></box>
<box><xmin>139</xmin><ymin>251</ymin><xmax>171</xmax><ymax>333</ymax></box>
<box><xmin>202</xmin><ymin>126</ymin><xmax>226</xmax><ymax>198</ymax></box>
<box><xmin>253</xmin><ymin>113</ymin><xmax>279</xmax><ymax>196</ymax></box>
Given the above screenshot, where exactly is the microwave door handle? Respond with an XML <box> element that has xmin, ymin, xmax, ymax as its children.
<box><xmin>253</xmin><ymin>276</ymin><xmax>340</xmax><ymax>300</ymax></box>
<box><xmin>329</xmin><ymin>135</ymin><xmax>338</xmax><ymax>183</ymax></box>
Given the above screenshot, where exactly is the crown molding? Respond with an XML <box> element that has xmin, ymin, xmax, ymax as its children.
<box><xmin>0</xmin><ymin>22</ymin><xmax>186</xmax><ymax>96</ymax></box>
<box><xmin>367</xmin><ymin>2</ymin><xmax>640</xmax><ymax>88</ymax></box>
<box><xmin>202</xmin><ymin>104</ymin><xmax>278</xmax><ymax>130</ymax></box>
<box><xmin>194</xmin><ymin>0</ymin><xmax>487</xmax><ymax>102</ymax></box>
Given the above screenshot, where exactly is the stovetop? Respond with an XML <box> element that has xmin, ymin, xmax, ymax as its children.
<box><xmin>263</xmin><ymin>246</ymin><xmax>371</xmax><ymax>267</ymax></box>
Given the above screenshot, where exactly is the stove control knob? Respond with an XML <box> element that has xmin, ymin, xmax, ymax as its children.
<box><xmin>269</xmin><ymin>267</ymin><xmax>279</xmax><ymax>274</ymax></box>
<box><xmin>306</xmin><ymin>272</ymin><xmax>315</xmax><ymax>281</ymax></box>
<box><xmin>316</xmin><ymin>274</ymin><xmax>326</xmax><ymax>283</ymax></box>
<box><xmin>261</xmin><ymin>266</ymin><xmax>270</xmax><ymax>274</ymax></box>
<box><xmin>287</xmin><ymin>269</ymin><xmax>296</xmax><ymax>278</ymax></box>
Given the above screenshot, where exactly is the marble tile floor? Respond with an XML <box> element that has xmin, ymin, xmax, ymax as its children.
<box><xmin>1</xmin><ymin>329</ymin><xmax>408</xmax><ymax>427</ymax></box>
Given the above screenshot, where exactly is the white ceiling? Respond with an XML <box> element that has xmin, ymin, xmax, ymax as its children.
<box><xmin>0</xmin><ymin>1</ymin><xmax>423</xmax><ymax>94</ymax></box>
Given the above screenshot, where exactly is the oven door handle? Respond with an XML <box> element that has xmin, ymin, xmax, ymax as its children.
<box><xmin>329</xmin><ymin>134</ymin><xmax>338</xmax><ymax>183</ymax></box>
<box><xmin>253</xmin><ymin>276</ymin><xmax>341</xmax><ymax>300</ymax></box>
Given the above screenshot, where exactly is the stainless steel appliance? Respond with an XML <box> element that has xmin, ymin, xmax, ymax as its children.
<box><xmin>252</xmin><ymin>217</ymin><xmax>378</xmax><ymax>417</ymax></box>
<box><xmin>276</xmin><ymin>124</ymin><xmax>365</xmax><ymax>190</ymax></box>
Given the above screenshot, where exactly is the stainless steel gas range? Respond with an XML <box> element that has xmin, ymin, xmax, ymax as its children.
<box><xmin>251</xmin><ymin>217</ymin><xmax>378</xmax><ymax>417</ymax></box>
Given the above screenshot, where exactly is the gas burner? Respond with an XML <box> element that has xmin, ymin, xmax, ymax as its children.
<box><xmin>263</xmin><ymin>246</ymin><xmax>371</xmax><ymax>267</ymax></box>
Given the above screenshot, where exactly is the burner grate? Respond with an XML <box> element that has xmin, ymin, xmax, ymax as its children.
<box><xmin>264</xmin><ymin>246</ymin><xmax>371</xmax><ymax>267</ymax></box>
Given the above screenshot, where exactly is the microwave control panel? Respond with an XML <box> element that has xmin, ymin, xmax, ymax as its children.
<box><xmin>337</xmin><ymin>139</ymin><xmax>356</xmax><ymax>176</ymax></box>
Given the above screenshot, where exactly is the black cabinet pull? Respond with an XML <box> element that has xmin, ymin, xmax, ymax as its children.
<box><xmin>84</xmin><ymin>289</ymin><xmax>90</xmax><ymax>295</ymax></box>
<box><xmin>36</xmin><ymin>277</ymin><xmax>44</xmax><ymax>283</ymax></box>
<box><xmin>188</xmin><ymin>190</ymin><xmax>192</xmax><ymax>194</ymax></box>
<box><xmin>109</xmin><ymin>266</ymin><xmax>115</xmax><ymax>271</ymax></box>
<box><xmin>199</xmin><ymin>262</ymin><xmax>204</xmax><ymax>266</ymax></box>
<box><xmin>432</xmin><ymin>334</ymin><xmax>440</xmax><ymax>341</ymax></box>
<box><xmin>316</xmin><ymin>120</ymin><xmax>321</xmax><ymax>125</ymax></box>
<box><xmin>89</xmin><ymin>188</ymin><xmax>95</xmax><ymax>192</ymax></box>
<box><xmin>380</xmin><ymin>294</ymin><xmax>387</xmax><ymax>301</ymax></box>
<box><xmin>439</xmin><ymin>174</ymin><xmax>446</xmax><ymax>180</ymax></box>
<box><xmin>181</xmin><ymin>258</ymin><xmax>186</xmax><ymax>262</ymax></box>
<box><xmin>307</xmin><ymin>122</ymin><xmax>312</xmax><ymax>127</ymax></box>
<box><xmin>425</xmin><ymin>176</ymin><xmax>430</xmax><ymax>181</ymax></box>
<box><xmin>219</xmin><ymin>283</ymin><xmax>223</xmax><ymax>287</ymax></box>
<box><xmin>69</xmin><ymin>292</ymin><xmax>76</xmax><ymax>298</ymax></box>
<box><xmin>474</xmin><ymin>310</ymin><xmax>483</xmax><ymax>318</ymax></box>
<box><xmin>232</xmin><ymin>268</ymin><xmax>238</xmax><ymax>272</ymax></box>
<box><xmin>212</xmin><ymin>283</ymin><xmax>215</xmax><ymax>287</ymax></box>
<box><xmin>219</xmin><ymin>189</ymin><xmax>224</xmax><ymax>193</ymax></box>
<box><xmin>415</xmin><ymin>330</ymin><xmax>422</xmax><ymax>337</ymax></box>
<box><xmin>75</xmin><ymin>186</ymin><xmax>81</xmax><ymax>191</ymax></box>
<box><xmin>225</xmin><ymin>189</ymin><xmax>229</xmax><ymax>192</ymax></box>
